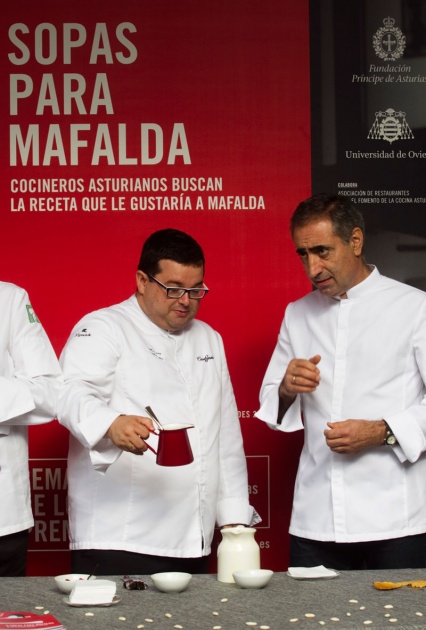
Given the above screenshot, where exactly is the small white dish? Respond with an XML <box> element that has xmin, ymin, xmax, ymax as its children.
<box><xmin>54</xmin><ymin>574</ymin><xmax>96</xmax><ymax>593</ymax></box>
<box><xmin>64</xmin><ymin>595</ymin><xmax>121</xmax><ymax>607</ymax></box>
<box><xmin>286</xmin><ymin>565</ymin><xmax>340</xmax><ymax>580</ymax></box>
<box><xmin>233</xmin><ymin>569</ymin><xmax>273</xmax><ymax>589</ymax></box>
<box><xmin>151</xmin><ymin>572</ymin><xmax>192</xmax><ymax>593</ymax></box>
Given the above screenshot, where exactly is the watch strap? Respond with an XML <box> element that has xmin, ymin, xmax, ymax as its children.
<box><xmin>383</xmin><ymin>421</ymin><xmax>397</xmax><ymax>446</ymax></box>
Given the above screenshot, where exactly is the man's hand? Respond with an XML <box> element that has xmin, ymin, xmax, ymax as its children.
<box><xmin>277</xmin><ymin>355</ymin><xmax>321</xmax><ymax>421</ymax></box>
<box><xmin>324</xmin><ymin>419</ymin><xmax>387</xmax><ymax>454</ymax></box>
<box><xmin>279</xmin><ymin>355</ymin><xmax>321</xmax><ymax>397</ymax></box>
<box><xmin>105</xmin><ymin>415</ymin><xmax>155</xmax><ymax>455</ymax></box>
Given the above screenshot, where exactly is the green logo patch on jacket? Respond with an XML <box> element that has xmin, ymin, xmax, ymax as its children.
<box><xmin>26</xmin><ymin>304</ymin><xmax>40</xmax><ymax>323</ymax></box>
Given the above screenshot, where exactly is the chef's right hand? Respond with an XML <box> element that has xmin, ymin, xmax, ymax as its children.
<box><xmin>105</xmin><ymin>415</ymin><xmax>155</xmax><ymax>455</ymax></box>
<box><xmin>279</xmin><ymin>355</ymin><xmax>321</xmax><ymax>398</ymax></box>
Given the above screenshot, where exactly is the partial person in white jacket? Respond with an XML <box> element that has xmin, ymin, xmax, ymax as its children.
<box><xmin>256</xmin><ymin>193</ymin><xmax>426</xmax><ymax>570</ymax></box>
<box><xmin>58</xmin><ymin>228</ymin><xmax>258</xmax><ymax>575</ymax></box>
<box><xmin>0</xmin><ymin>282</ymin><xmax>62</xmax><ymax>576</ymax></box>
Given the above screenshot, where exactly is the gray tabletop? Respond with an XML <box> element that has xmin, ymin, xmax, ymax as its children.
<box><xmin>1</xmin><ymin>570</ymin><xmax>426</xmax><ymax>630</ymax></box>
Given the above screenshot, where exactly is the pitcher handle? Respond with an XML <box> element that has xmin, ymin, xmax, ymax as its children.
<box><xmin>136</xmin><ymin>428</ymin><xmax>158</xmax><ymax>455</ymax></box>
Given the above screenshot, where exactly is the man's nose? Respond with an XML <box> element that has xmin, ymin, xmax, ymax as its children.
<box><xmin>177</xmin><ymin>291</ymin><xmax>191</xmax><ymax>305</ymax></box>
<box><xmin>306</xmin><ymin>255</ymin><xmax>323</xmax><ymax>278</ymax></box>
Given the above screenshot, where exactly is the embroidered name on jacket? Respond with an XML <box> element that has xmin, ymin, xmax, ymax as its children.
<box><xmin>148</xmin><ymin>348</ymin><xmax>164</xmax><ymax>360</ymax></box>
<box><xmin>75</xmin><ymin>328</ymin><xmax>91</xmax><ymax>337</ymax></box>
<box><xmin>197</xmin><ymin>355</ymin><xmax>214</xmax><ymax>362</ymax></box>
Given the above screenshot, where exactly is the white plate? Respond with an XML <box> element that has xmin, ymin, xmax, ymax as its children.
<box><xmin>64</xmin><ymin>596</ymin><xmax>121</xmax><ymax>607</ymax></box>
<box><xmin>286</xmin><ymin>565</ymin><xmax>340</xmax><ymax>580</ymax></box>
<box><xmin>286</xmin><ymin>571</ymin><xmax>339</xmax><ymax>580</ymax></box>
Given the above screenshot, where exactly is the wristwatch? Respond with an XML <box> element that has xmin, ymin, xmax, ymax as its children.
<box><xmin>384</xmin><ymin>421</ymin><xmax>397</xmax><ymax>446</ymax></box>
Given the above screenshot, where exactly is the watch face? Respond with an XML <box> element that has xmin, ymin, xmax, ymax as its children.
<box><xmin>386</xmin><ymin>434</ymin><xmax>397</xmax><ymax>445</ymax></box>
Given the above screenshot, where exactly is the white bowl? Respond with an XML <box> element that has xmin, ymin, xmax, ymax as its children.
<box><xmin>54</xmin><ymin>574</ymin><xmax>96</xmax><ymax>593</ymax></box>
<box><xmin>151</xmin><ymin>572</ymin><xmax>192</xmax><ymax>593</ymax></box>
<box><xmin>232</xmin><ymin>569</ymin><xmax>273</xmax><ymax>589</ymax></box>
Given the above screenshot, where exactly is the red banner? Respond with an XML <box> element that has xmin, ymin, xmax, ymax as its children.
<box><xmin>2</xmin><ymin>0</ymin><xmax>311</xmax><ymax>574</ymax></box>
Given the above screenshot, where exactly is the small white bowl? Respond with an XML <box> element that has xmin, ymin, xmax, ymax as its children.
<box><xmin>232</xmin><ymin>569</ymin><xmax>273</xmax><ymax>589</ymax></box>
<box><xmin>151</xmin><ymin>572</ymin><xmax>192</xmax><ymax>593</ymax></box>
<box><xmin>54</xmin><ymin>573</ymin><xmax>96</xmax><ymax>593</ymax></box>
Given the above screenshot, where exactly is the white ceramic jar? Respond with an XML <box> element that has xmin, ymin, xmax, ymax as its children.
<box><xmin>217</xmin><ymin>525</ymin><xmax>260</xmax><ymax>583</ymax></box>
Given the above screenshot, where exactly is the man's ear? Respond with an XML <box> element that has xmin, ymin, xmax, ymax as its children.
<box><xmin>351</xmin><ymin>227</ymin><xmax>364</xmax><ymax>257</ymax></box>
<box><xmin>136</xmin><ymin>270</ymin><xmax>148</xmax><ymax>294</ymax></box>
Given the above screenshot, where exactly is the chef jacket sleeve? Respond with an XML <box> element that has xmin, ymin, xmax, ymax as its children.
<box><xmin>0</xmin><ymin>285</ymin><xmax>62</xmax><ymax>433</ymax></box>
<box><xmin>384</xmin><ymin>300</ymin><xmax>426</xmax><ymax>464</ymax></box>
<box><xmin>215</xmin><ymin>334</ymin><xmax>261</xmax><ymax>527</ymax></box>
<box><xmin>57</xmin><ymin>314</ymin><xmax>123</xmax><ymax>471</ymax></box>
<box><xmin>255</xmin><ymin>310</ymin><xmax>303</xmax><ymax>433</ymax></box>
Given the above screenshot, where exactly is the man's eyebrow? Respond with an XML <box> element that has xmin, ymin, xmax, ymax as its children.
<box><xmin>295</xmin><ymin>245</ymin><xmax>331</xmax><ymax>255</ymax></box>
<box><xmin>164</xmin><ymin>279</ymin><xmax>204</xmax><ymax>287</ymax></box>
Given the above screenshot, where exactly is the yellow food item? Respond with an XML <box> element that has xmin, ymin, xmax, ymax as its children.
<box><xmin>373</xmin><ymin>580</ymin><xmax>426</xmax><ymax>590</ymax></box>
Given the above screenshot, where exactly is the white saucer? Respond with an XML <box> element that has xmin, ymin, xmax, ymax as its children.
<box><xmin>286</xmin><ymin>571</ymin><xmax>339</xmax><ymax>580</ymax></box>
<box><xmin>63</xmin><ymin>596</ymin><xmax>121</xmax><ymax>607</ymax></box>
<box><xmin>286</xmin><ymin>565</ymin><xmax>340</xmax><ymax>580</ymax></box>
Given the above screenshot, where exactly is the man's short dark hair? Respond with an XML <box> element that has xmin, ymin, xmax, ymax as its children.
<box><xmin>290</xmin><ymin>193</ymin><xmax>366</xmax><ymax>244</ymax></box>
<box><xmin>138</xmin><ymin>228</ymin><xmax>205</xmax><ymax>275</ymax></box>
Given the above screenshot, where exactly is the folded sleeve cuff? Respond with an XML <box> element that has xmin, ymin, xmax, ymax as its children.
<box><xmin>256</xmin><ymin>390</ymin><xmax>303</xmax><ymax>433</ymax></box>
<box><xmin>89</xmin><ymin>438</ymin><xmax>122</xmax><ymax>473</ymax></box>
<box><xmin>216</xmin><ymin>499</ymin><xmax>261</xmax><ymax>527</ymax></box>
<box><xmin>77</xmin><ymin>407</ymin><xmax>122</xmax><ymax>450</ymax></box>
<box><xmin>385</xmin><ymin>410</ymin><xmax>426</xmax><ymax>463</ymax></box>
<box><xmin>0</xmin><ymin>378</ymin><xmax>35</xmax><ymax>423</ymax></box>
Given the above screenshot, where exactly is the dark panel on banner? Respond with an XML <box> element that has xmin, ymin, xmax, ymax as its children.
<box><xmin>310</xmin><ymin>0</ymin><xmax>426</xmax><ymax>252</ymax></box>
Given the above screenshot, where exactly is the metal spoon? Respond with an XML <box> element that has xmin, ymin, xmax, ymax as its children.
<box><xmin>87</xmin><ymin>563</ymin><xmax>99</xmax><ymax>581</ymax></box>
<box><xmin>145</xmin><ymin>405</ymin><xmax>164</xmax><ymax>431</ymax></box>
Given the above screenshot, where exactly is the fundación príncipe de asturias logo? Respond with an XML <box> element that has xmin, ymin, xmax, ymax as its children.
<box><xmin>367</xmin><ymin>17</ymin><xmax>418</xmax><ymax>144</ymax></box>
<box><xmin>372</xmin><ymin>16</ymin><xmax>406</xmax><ymax>61</ymax></box>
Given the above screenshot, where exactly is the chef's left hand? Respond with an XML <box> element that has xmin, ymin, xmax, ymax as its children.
<box><xmin>324</xmin><ymin>419</ymin><xmax>387</xmax><ymax>454</ymax></box>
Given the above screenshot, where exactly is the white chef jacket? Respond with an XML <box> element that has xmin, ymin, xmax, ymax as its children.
<box><xmin>257</xmin><ymin>267</ymin><xmax>426</xmax><ymax>543</ymax></box>
<box><xmin>0</xmin><ymin>282</ymin><xmax>62</xmax><ymax>537</ymax></box>
<box><xmin>58</xmin><ymin>295</ymin><xmax>257</xmax><ymax>557</ymax></box>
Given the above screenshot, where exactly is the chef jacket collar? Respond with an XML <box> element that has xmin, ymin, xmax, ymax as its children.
<box><xmin>333</xmin><ymin>265</ymin><xmax>379</xmax><ymax>301</ymax></box>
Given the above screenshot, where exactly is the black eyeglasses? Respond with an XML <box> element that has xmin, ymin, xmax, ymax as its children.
<box><xmin>147</xmin><ymin>274</ymin><xmax>209</xmax><ymax>300</ymax></box>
